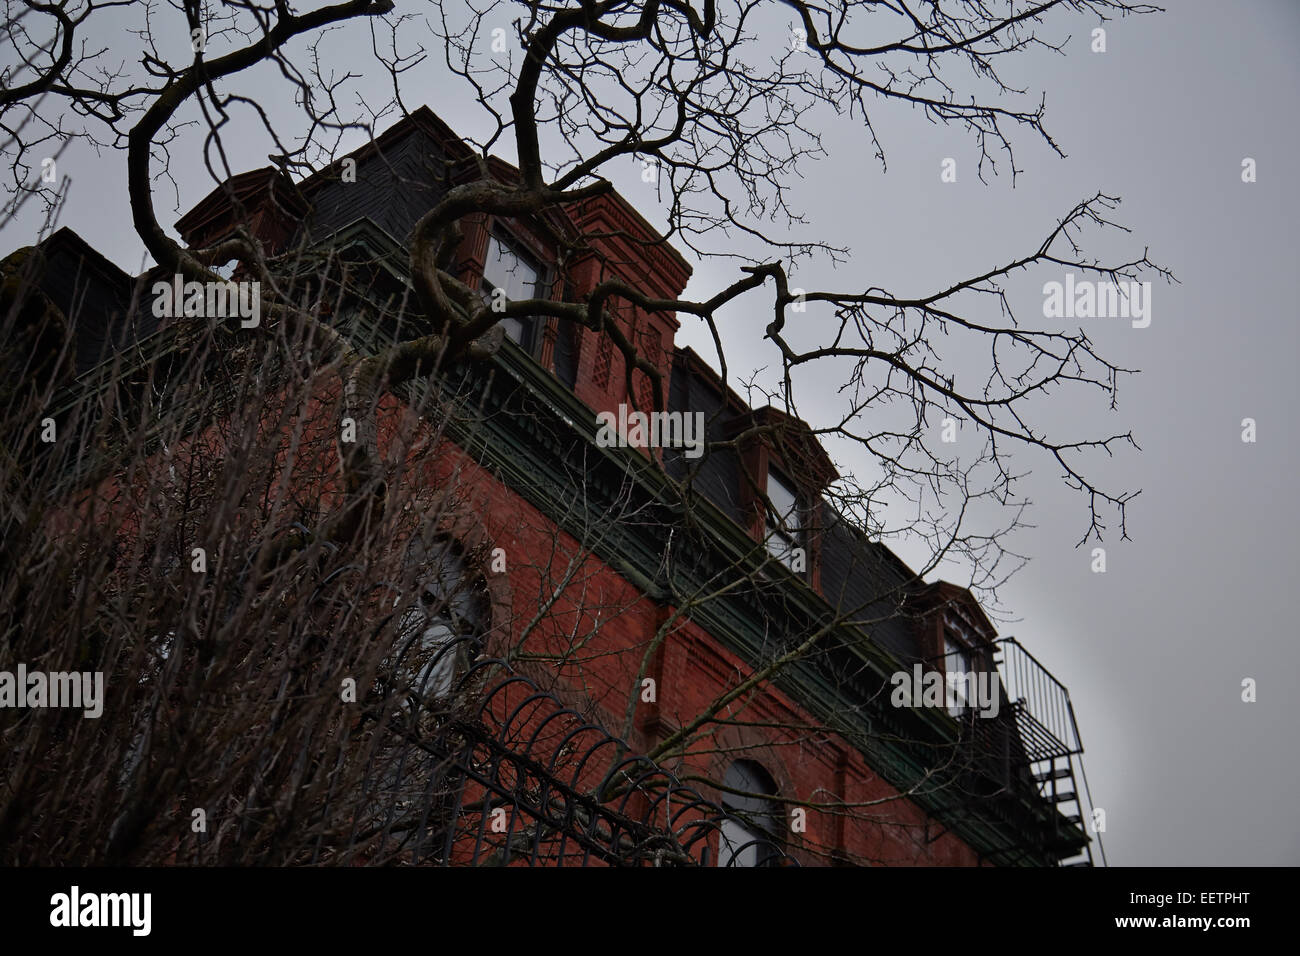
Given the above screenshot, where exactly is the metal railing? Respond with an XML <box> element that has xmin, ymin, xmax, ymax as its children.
<box><xmin>991</xmin><ymin>636</ymin><xmax>1083</xmax><ymax>760</ymax></box>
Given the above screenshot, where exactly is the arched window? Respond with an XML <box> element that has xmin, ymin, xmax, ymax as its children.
<box><xmin>366</xmin><ymin>537</ymin><xmax>489</xmax><ymax>859</ymax></box>
<box><xmin>717</xmin><ymin>760</ymin><xmax>780</xmax><ymax>867</ymax></box>
<box><xmin>389</xmin><ymin>536</ymin><xmax>488</xmax><ymax>706</ymax></box>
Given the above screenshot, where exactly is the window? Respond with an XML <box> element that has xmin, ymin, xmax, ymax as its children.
<box><xmin>482</xmin><ymin>233</ymin><xmax>543</xmax><ymax>351</ymax></box>
<box><xmin>764</xmin><ymin>467</ymin><xmax>802</xmax><ymax>572</ymax></box>
<box><xmin>360</xmin><ymin>537</ymin><xmax>489</xmax><ymax>855</ymax></box>
<box><xmin>389</xmin><ymin>537</ymin><xmax>488</xmax><ymax>706</ymax></box>
<box><xmin>716</xmin><ymin>760</ymin><xmax>780</xmax><ymax>867</ymax></box>
<box><xmin>943</xmin><ymin>633</ymin><xmax>972</xmax><ymax>717</ymax></box>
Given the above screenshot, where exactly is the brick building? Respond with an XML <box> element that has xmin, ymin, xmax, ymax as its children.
<box><xmin>7</xmin><ymin>107</ymin><xmax>1097</xmax><ymax>866</ymax></box>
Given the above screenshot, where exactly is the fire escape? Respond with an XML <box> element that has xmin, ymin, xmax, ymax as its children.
<box><xmin>933</xmin><ymin>637</ymin><xmax>1104</xmax><ymax>866</ymax></box>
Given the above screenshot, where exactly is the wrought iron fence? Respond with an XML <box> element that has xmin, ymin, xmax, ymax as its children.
<box><xmin>356</xmin><ymin>647</ymin><xmax>798</xmax><ymax>867</ymax></box>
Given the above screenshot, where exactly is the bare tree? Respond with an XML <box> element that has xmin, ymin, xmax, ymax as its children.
<box><xmin>0</xmin><ymin>0</ymin><xmax>1160</xmax><ymax>865</ymax></box>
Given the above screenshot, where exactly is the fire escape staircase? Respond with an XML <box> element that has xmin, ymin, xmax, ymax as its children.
<box><xmin>930</xmin><ymin>637</ymin><xmax>1104</xmax><ymax>867</ymax></box>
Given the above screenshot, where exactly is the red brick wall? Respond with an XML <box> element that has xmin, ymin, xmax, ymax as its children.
<box><xmin>381</xmin><ymin>402</ymin><xmax>983</xmax><ymax>867</ymax></box>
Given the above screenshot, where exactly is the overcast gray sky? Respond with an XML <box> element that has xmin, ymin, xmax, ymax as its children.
<box><xmin>669</xmin><ymin>0</ymin><xmax>1300</xmax><ymax>867</ymax></box>
<box><xmin>7</xmin><ymin>0</ymin><xmax>1298</xmax><ymax>865</ymax></box>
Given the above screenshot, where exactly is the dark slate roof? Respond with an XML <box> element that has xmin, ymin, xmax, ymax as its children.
<box><xmin>23</xmin><ymin>228</ymin><xmax>158</xmax><ymax>376</ymax></box>
<box><xmin>818</xmin><ymin>516</ymin><xmax>920</xmax><ymax>662</ymax></box>
<box><xmin>662</xmin><ymin>348</ymin><xmax>745</xmax><ymax>523</ymax></box>
<box><xmin>296</xmin><ymin>112</ymin><xmax>457</xmax><ymax>248</ymax></box>
<box><xmin>664</xmin><ymin>345</ymin><xmax>924</xmax><ymax>661</ymax></box>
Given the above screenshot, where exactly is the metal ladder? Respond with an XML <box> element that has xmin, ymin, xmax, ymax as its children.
<box><xmin>1031</xmin><ymin>753</ymin><xmax>1095</xmax><ymax>866</ymax></box>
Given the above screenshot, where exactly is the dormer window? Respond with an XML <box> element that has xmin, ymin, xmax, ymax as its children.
<box><xmin>943</xmin><ymin>633</ymin><xmax>972</xmax><ymax>717</ymax></box>
<box><xmin>724</xmin><ymin>405</ymin><xmax>836</xmax><ymax>590</ymax></box>
<box><xmin>765</xmin><ymin>467</ymin><xmax>803</xmax><ymax>573</ymax></box>
<box><xmin>482</xmin><ymin>232</ymin><xmax>543</xmax><ymax>352</ymax></box>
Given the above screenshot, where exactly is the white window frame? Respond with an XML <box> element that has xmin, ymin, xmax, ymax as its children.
<box><xmin>943</xmin><ymin>633</ymin><xmax>973</xmax><ymax>717</ymax></box>
<box><xmin>482</xmin><ymin>232</ymin><xmax>544</xmax><ymax>351</ymax></box>
<box><xmin>764</xmin><ymin>467</ymin><xmax>803</xmax><ymax>572</ymax></box>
